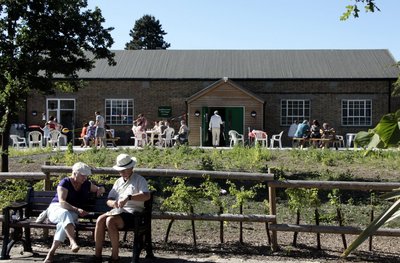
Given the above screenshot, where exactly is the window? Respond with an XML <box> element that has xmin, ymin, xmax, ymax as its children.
<box><xmin>341</xmin><ymin>99</ymin><xmax>372</xmax><ymax>126</ymax></box>
<box><xmin>281</xmin><ymin>99</ymin><xmax>310</xmax><ymax>126</ymax></box>
<box><xmin>105</xmin><ymin>99</ymin><xmax>133</xmax><ymax>125</ymax></box>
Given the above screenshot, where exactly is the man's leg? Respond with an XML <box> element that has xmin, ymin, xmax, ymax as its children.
<box><xmin>106</xmin><ymin>215</ymin><xmax>124</xmax><ymax>260</ymax></box>
<box><xmin>94</xmin><ymin>214</ymin><xmax>108</xmax><ymax>258</ymax></box>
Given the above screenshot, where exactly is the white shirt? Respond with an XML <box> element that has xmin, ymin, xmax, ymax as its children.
<box><xmin>209</xmin><ymin>114</ymin><xmax>223</xmax><ymax>129</ymax></box>
<box><xmin>288</xmin><ymin>123</ymin><xmax>298</xmax><ymax>137</ymax></box>
<box><xmin>108</xmin><ymin>173</ymin><xmax>149</xmax><ymax>213</ymax></box>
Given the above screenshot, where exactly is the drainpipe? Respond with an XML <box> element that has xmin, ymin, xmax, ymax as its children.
<box><xmin>388</xmin><ymin>81</ymin><xmax>392</xmax><ymax>113</ymax></box>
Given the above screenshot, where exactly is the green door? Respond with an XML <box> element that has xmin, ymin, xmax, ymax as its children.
<box><xmin>201</xmin><ymin>107</ymin><xmax>209</xmax><ymax>146</ymax></box>
<box><xmin>202</xmin><ymin>107</ymin><xmax>244</xmax><ymax>146</ymax></box>
<box><xmin>225</xmin><ymin>107</ymin><xmax>244</xmax><ymax>136</ymax></box>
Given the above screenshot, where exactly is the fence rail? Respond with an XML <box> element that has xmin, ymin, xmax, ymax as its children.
<box><xmin>1</xmin><ymin>166</ymin><xmax>400</xmax><ymax>253</ymax></box>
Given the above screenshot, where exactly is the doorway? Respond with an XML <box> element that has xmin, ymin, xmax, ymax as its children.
<box><xmin>201</xmin><ymin>107</ymin><xmax>244</xmax><ymax>146</ymax></box>
<box><xmin>47</xmin><ymin>99</ymin><xmax>76</xmax><ymax>143</ymax></box>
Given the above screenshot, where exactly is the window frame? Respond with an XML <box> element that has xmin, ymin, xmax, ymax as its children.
<box><xmin>280</xmin><ymin>99</ymin><xmax>311</xmax><ymax>126</ymax></box>
<box><xmin>341</xmin><ymin>99</ymin><xmax>372</xmax><ymax>127</ymax></box>
<box><xmin>105</xmin><ymin>99</ymin><xmax>134</xmax><ymax>125</ymax></box>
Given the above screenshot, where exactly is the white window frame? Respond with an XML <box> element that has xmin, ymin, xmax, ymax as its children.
<box><xmin>341</xmin><ymin>99</ymin><xmax>372</xmax><ymax>126</ymax></box>
<box><xmin>280</xmin><ymin>99</ymin><xmax>310</xmax><ymax>126</ymax></box>
<box><xmin>105</xmin><ymin>99</ymin><xmax>134</xmax><ymax>125</ymax></box>
<box><xmin>46</xmin><ymin>98</ymin><xmax>75</xmax><ymax>122</ymax></box>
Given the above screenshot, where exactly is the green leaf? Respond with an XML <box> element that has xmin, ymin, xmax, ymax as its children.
<box><xmin>373</xmin><ymin>110</ymin><xmax>400</xmax><ymax>147</ymax></box>
<box><xmin>354</xmin><ymin>131</ymin><xmax>374</xmax><ymax>148</ymax></box>
<box><xmin>341</xmin><ymin>199</ymin><xmax>400</xmax><ymax>257</ymax></box>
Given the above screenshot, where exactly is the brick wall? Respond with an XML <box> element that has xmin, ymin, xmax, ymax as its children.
<box><xmin>23</xmin><ymin>79</ymin><xmax>393</xmax><ymax>146</ymax></box>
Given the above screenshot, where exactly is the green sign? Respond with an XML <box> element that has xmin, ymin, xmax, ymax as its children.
<box><xmin>158</xmin><ymin>106</ymin><xmax>172</xmax><ymax>118</ymax></box>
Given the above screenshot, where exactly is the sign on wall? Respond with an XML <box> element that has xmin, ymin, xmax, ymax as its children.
<box><xmin>158</xmin><ymin>106</ymin><xmax>172</xmax><ymax>118</ymax></box>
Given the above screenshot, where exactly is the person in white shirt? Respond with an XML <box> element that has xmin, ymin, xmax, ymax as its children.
<box><xmin>94</xmin><ymin>154</ymin><xmax>150</xmax><ymax>262</ymax></box>
<box><xmin>288</xmin><ymin>120</ymin><xmax>298</xmax><ymax>139</ymax></box>
<box><xmin>209</xmin><ymin>110</ymin><xmax>223</xmax><ymax>147</ymax></box>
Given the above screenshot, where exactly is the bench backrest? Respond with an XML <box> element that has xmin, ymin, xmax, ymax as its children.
<box><xmin>25</xmin><ymin>188</ymin><xmax>154</xmax><ymax>218</ymax></box>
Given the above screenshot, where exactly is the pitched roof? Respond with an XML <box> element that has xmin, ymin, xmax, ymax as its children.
<box><xmin>77</xmin><ymin>49</ymin><xmax>399</xmax><ymax>80</ymax></box>
<box><xmin>187</xmin><ymin>78</ymin><xmax>265</xmax><ymax>103</ymax></box>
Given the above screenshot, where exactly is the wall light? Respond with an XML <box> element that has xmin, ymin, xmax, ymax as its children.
<box><xmin>250</xmin><ymin>111</ymin><xmax>257</xmax><ymax>118</ymax></box>
<box><xmin>31</xmin><ymin>110</ymin><xmax>38</xmax><ymax>116</ymax></box>
<box><xmin>194</xmin><ymin>110</ymin><xmax>200</xmax><ymax>117</ymax></box>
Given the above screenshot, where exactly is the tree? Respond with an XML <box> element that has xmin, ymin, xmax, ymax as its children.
<box><xmin>125</xmin><ymin>14</ymin><xmax>171</xmax><ymax>50</ymax></box>
<box><xmin>341</xmin><ymin>1</ymin><xmax>400</xmax><ymax>96</ymax></box>
<box><xmin>341</xmin><ymin>0</ymin><xmax>380</xmax><ymax>20</ymax></box>
<box><xmin>0</xmin><ymin>0</ymin><xmax>115</xmax><ymax>172</ymax></box>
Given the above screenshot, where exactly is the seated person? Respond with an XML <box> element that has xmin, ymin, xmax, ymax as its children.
<box><xmin>320</xmin><ymin>122</ymin><xmax>336</xmax><ymax>148</ymax></box>
<box><xmin>174</xmin><ymin>120</ymin><xmax>190</xmax><ymax>145</ymax></box>
<box><xmin>293</xmin><ymin>120</ymin><xmax>310</xmax><ymax>147</ymax></box>
<box><xmin>80</xmin><ymin>123</ymin><xmax>89</xmax><ymax>147</ymax></box>
<box><xmin>83</xmin><ymin>121</ymin><xmax>96</xmax><ymax>147</ymax></box>
<box><xmin>293</xmin><ymin>120</ymin><xmax>310</xmax><ymax>138</ymax></box>
<box><xmin>310</xmin><ymin>119</ymin><xmax>321</xmax><ymax>147</ymax></box>
<box><xmin>105</xmin><ymin>125</ymin><xmax>113</xmax><ymax>139</ymax></box>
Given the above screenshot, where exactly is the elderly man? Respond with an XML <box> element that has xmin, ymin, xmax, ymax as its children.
<box><xmin>209</xmin><ymin>110</ymin><xmax>223</xmax><ymax>147</ymax></box>
<box><xmin>94</xmin><ymin>154</ymin><xmax>150</xmax><ymax>263</ymax></box>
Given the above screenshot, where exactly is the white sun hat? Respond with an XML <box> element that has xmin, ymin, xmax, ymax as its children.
<box><xmin>113</xmin><ymin>154</ymin><xmax>137</xmax><ymax>171</ymax></box>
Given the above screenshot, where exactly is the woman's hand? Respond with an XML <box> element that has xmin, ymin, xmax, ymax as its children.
<box><xmin>96</xmin><ymin>186</ymin><xmax>105</xmax><ymax>197</ymax></box>
<box><xmin>76</xmin><ymin>208</ymin><xmax>89</xmax><ymax>217</ymax></box>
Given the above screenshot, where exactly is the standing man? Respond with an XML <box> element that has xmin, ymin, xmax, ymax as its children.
<box><xmin>94</xmin><ymin>111</ymin><xmax>106</xmax><ymax>148</ymax></box>
<box><xmin>209</xmin><ymin>110</ymin><xmax>223</xmax><ymax>147</ymax></box>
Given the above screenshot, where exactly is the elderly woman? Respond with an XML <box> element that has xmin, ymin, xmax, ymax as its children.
<box><xmin>44</xmin><ymin>162</ymin><xmax>105</xmax><ymax>263</ymax></box>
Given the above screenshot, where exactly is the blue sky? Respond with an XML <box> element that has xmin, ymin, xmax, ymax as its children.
<box><xmin>87</xmin><ymin>0</ymin><xmax>399</xmax><ymax>61</ymax></box>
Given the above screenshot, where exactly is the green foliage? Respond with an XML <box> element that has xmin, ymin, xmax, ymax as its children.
<box><xmin>226</xmin><ymin>180</ymin><xmax>265</xmax><ymax>210</ymax></box>
<box><xmin>285</xmin><ymin>188</ymin><xmax>320</xmax><ymax>213</ymax></box>
<box><xmin>200</xmin><ymin>176</ymin><xmax>227</xmax><ymax>211</ymax></box>
<box><xmin>0</xmin><ymin>0</ymin><xmax>115</xmax><ymax>171</ymax></box>
<box><xmin>161</xmin><ymin>177</ymin><xmax>202</xmax><ymax>212</ymax></box>
<box><xmin>125</xmin><ymin>14</ymin><xmax>171</xmax><ymax>50</ymax></box>
<box><xmin>0</xmin><ymin>180</ymin><xmax>30</xmax><ymax>209</ymax></box>
<box><xmin>342</xmin><ymin>188</ymin><xmax>400</xmax><ymax>257</ymax></box>
<box><xmin>340</xmin><ymin>0</ymin><xmax>380</xmax><ymax>20</ymax></box>
<box><xmin>355</xmin><ymin>110</ymin><xmax>400</xmax><ymax>154</ymax></box>
<box><xmin>328</xmin><ymin>189</ymin><xmax>341</xmax><ymax>207</ymax></box>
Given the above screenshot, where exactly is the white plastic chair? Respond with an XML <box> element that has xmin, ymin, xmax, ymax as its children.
<box><xmin>253</xmin><ymin>130</ymin><xmax>268</xmax><ymax>147</ymax></box>
<box><xmin>161</xmin><ymin>128</ymin><xmax>175</xmax><ymax>147</ymax></box>
<box><xmin>47</xmin><ymin>130</ymin><xmax>61</xmax><ymax>148</ymax></box>
<box><xmin>133</xmin><ymin>131</ymin><xmax>148</xmax><ymax>147</ymax></box>
<box><xmin>10</xmin><ymin>135</ymin><xmax>27</xmax><ymax>148</ymax></box>
<box><xmin>228</xmin><ymin>130</ymin><xmax>244</xmax><ymax>147</ymax></box>
<box><xmin>28</xmin><ymin>131</ymin><xmax>43</xmax><ymax>148</ymax></box>
<box><xmin>334</xmin><ymin>135</ymin><xmax>345</xmax><ymax>148</ymax></box>
<box><xmin>270</xmin><ymin>131</ymin><xmax>284</xmax><ymax>149</ymax></box>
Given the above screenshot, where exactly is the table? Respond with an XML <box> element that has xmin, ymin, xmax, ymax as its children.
<box><xmin>146</xmin><ymin>130</ymin><xmax>160</xmax><ymax>146</ymax></box>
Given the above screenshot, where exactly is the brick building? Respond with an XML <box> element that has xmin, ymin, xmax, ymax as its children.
<box><xmin>23</xmin><ymin>49</ymin><xmax>400</xmax><ymax>146</ymax></box>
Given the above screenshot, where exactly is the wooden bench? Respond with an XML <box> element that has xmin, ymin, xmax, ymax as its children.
<box><xmin>292</xmin><ymin>137</ymin><xmax>339</xmax><ymax>150</ymax></box>
<box><xmin>0</xmin><ymin>188</ymin><xmax>154</xmax><ymax>263</ymax></box>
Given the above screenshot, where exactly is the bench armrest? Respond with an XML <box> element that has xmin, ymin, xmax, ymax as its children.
<box><xmin>2</xmin><ymin>202</ymin><xmax>29</xmax><ymax>224</ymax></box>
<box><xmin>5</xmin><ymin>201</ymin><xmax>28</xmax><ymax>209</ymax></box>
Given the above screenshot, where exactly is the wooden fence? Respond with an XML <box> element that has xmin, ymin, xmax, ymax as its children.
<box><xmin>2</xmin><ymin>166</ymin><xmax>400</xmax><ymax>252</ymax></box>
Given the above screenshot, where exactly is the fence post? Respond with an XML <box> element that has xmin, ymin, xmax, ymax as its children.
<box><xmin>268</xmin><ymin>184</ymin><xmax>278</xmax><ymax>251</ymax></box>
<box><xmin>43</xmin><ymin>161</ymin><xmax>51</xmax><ymax>190</ymax></box>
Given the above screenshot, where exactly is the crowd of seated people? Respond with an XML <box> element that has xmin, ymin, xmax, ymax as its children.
<box><xmin>293</xmin><ymin>119</ymin><xmax>336</xmax><ymax>148</ymax></box>
<box><xmin>130</xmin><ymin>114</ymin><xmax>189</xmax><ymax>147</ymax></box>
